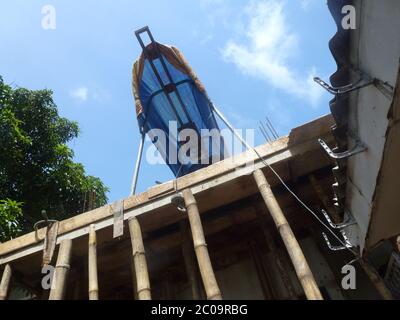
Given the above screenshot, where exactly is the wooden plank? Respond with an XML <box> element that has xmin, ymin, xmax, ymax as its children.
<box><xmin>112</xmin><ymin>200</ymin><xmax>124</xmax><ymax>238</ymax></box>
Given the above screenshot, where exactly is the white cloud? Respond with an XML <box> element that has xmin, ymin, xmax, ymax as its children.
<box><xmin>300</xmin><ymin>0</ymin><xmax>315</xmax><ymax>10</ymax></box>
<box><xmin>221</xmin><ymin>0</ymin><xmax>323</xmax><ymax>107</ymax></box>
<box><xmin>70</xmin><ymin>86</ymin><xmax>88</xmax><ymax>102</ymax></box>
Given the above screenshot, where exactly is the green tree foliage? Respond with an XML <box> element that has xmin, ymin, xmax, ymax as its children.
<box><xmin>0</xmin><ymin>199</ymin><xmax>23</xmax><ymax>242</ymax></box>
<box><xmin>0</xmin><ymin>76</ymin><xmax>109</xmax><ymax>239</ymax></box>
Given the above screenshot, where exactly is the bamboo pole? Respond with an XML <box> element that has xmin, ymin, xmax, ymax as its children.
<box><xmin>253</xmin><ymin>169</ymin><xmax>323</xmax><ymax>300</ymax></box>
<box><xmin>128</xmin><ymin>217</ymin><xmax>151</xmax><ymax>300</ymax></box>
<box><xmin>180</xmin><ymin>219</ymin><xmax>202</xmax><ymax>300</ymax></box>
<box><xmin>130</xmin><ymin>256</ymin><xmax>139</xmax><ymax>300</ymax></box>
<box><xmin>0</xmin><ymin>264</ymin><xmax>12</xmax><ymax>300</ymax></box>
<box><xmin>88</xmin><ymin>224</ymin><xmax>99</xmax><ymax>300</ymax></box>
<box><xmin>49</xmin><ymin>239</ymin><xmax>72</xmax><ymax>300</ymax></box>
<box><xmin>182</xmin><ymin>188</ymin><xmax>222</xmax><ymax>300</ymax></box>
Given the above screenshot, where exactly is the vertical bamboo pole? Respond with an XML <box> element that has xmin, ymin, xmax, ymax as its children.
<box><xmin>128</xmin><ymin>217</ymin><xmax>151</xmax><ymax>300</ymax></box>
<box><xmin>0</xmin><ymin>264</ymin><xmax>12</xmax><ymax>300</ymax></box>
<box><xmin>88</xmin><ymin>224</ymin><xmax>99</xmax><ymax>300</ymax></box>
<box><xmin>180</xmin><ymin>219</ymin><xmax>202</xmax><ymax>300</ymax></box>
<box><xmin>49</xmin><ymin>239</ymin><xmax>72</xmax><ymax>300</ymax></box>
<box><xmin>253</xmin><ymin>169</ymin><xmax>323</xmax><ymax>300</ymax></box>
<box><xmin>130</xmin><ymin>256</ymin><xmax>139</xmax><ymax>300</ymax></box>
<box><xmin>182</xmin><ymin>188</ymin><xmax>222</xmax><ymax>300</ymax></box>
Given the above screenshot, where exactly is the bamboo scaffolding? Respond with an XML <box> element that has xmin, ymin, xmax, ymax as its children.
<box><xmin>180</xmin><ymin>219</ymin><xmax>202</xmax><ymax>300</ymax></box>
<box><xmin>49</xmin><ymin>239</ymin><xmax>72</xmax><ymax>300</ymax></box>
<box><xmin>253</xmin><ymin>169</ymin><xmax>323</xmax><ymax>300</ymax></box>
<box><xmin>128</xmin><ymin>217</ymin><xmax>151</xmax><ymax>300</ymax></box>
<box><xmin>88</xmin><ymin>224</ymin><xmax>99</xmax><ymax>300</ymax></box>
<box><xmin>0</xmin><ymin>264</ymin><xmax>12</xmax><ymax>300</ymax></box>
<box><xmin>182</xmin><ymin>188</ymin><xmax>222</xmax><ymax>300</ymax></box>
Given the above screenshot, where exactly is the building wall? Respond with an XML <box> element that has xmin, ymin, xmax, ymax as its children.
<box><xmin>344</xmin><ymin>0</ymin><xmax>400</xmax><ymax>250</ymax></box>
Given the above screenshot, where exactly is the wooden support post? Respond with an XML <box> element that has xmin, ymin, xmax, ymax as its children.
<box><xmin>180</xmin><ymin>219</ymin><xmax>202</xmax><ymax>300</ymax></box>
<box><xmin>0</xmin><ymin>264</ymin><xmax>12</xmax><ymax>300</ymax></box>
<box><xmin>182</xmin><ymin>188</ymin><xmax>222</xmax><ymax>300</ymax></box>
<box><xmin>359</xmin><ymin>259</ymin><xmax>393</xmax><ymax>300</ymax></box>
<box><xmin>248</xmin><ymin>241</ymin><xmax>275</xmax><ymax>299</ymax></box>
<box><xmin>128</xmin><ymin>217</ymin><xmax>151</xmax><ymax>300</ymax></box>
<box><xmin>253</xmin><ymin>169</ymin><xmax>323</xmax><ymax>300</ymax></box>
<box><xmin>88</xmin><ymin>224</ymin><xmax>99</xmax><ymax>300</ymax></box>
<box><xmin>49</xmin><ymin>239</ymin><xmax>72</xmax><ymax>300</ymax></box>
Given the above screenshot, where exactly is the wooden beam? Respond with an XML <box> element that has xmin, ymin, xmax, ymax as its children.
<box><xmin>308</xmin><ymin>174</ymin><xmax>341</xmax><ymax>223</ymax></box>
<box><xmin>253</xmin><ymin>169</ymin><xmax>323</xmax><ymax>300</ymax></box>
<box><xmin>129</xmin><ymin>218</ymin><xmax>151</xmax><ymax>300</ymax></box>
<box><xmin>182</xmin><ymin>188</ymin><xmax>222</xmax><ymax>300</ymax></box>
<box><xmin>49</xmin><ymin>240</ymin><xmax>72</xmax><ymax>300</ymax></box>
<box><xmin>0</xmin><ymin>264</ymin><xmax>12</xmax><ymax>300</ymax></box>
<box><xmin>88</xmin><ymin>224</ymin><xmax>99</xmax><ymax>300</ymax></box>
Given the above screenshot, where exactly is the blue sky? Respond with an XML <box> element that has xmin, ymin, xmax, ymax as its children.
<box><xmin>0</xmin><ymin>0</ymin><xmax>337</xmax><ymax>203</ymax></box>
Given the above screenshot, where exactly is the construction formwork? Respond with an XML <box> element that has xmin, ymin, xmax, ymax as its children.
<box><xmin>0</xmin><ymin>115</ymin><xmax>391</xmax><ymax>300</ymax></box>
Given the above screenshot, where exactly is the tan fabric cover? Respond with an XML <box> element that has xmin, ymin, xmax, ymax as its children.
<box><xmin>132</xmin><ymin>42</ymin><xmax>208</xmax><ymax>117</ymax></box>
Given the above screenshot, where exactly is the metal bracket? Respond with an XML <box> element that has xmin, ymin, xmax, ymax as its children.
<box><xmin>318</xmin><ymin>138</ymin><xmax>367</xmax><ymax>159</ymax></box>
<box><xmin>314</xmin><ymin>75</ymin><xmax>394</xmax><ymax>100</ymax></box>
<box><xmin>171</xmin><ymin>193</ymin><xmax>186</xmax><ymax>212</ymax></box>
<box><xmin>321</xmin><ymin>209</ymin><xmax>356</xmax><ymax>229</ymax></box>
<box><xmin>322</xmin><ymin>229</ymin><xmax>353</xmax><ymax>251</ymax></box>
<box><xmin>313</xmin><ymin>76</ymin><xmax>374</xmax><ymax>95</ymax></box>
<box><xmin>33</xmin><ymin>210</ymin><xmax>58</xmax><ymax>232</ymax></box>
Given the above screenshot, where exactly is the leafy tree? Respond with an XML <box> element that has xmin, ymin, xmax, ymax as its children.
<box><xmin>0</xmin><ymin>199</ymin><xmax>23</xmax><ymax>242</ymax></box>
<box><xmin>0</xmin><ymin>76</ymin><xmax>109</xmax><ymax>239</ymax></box>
